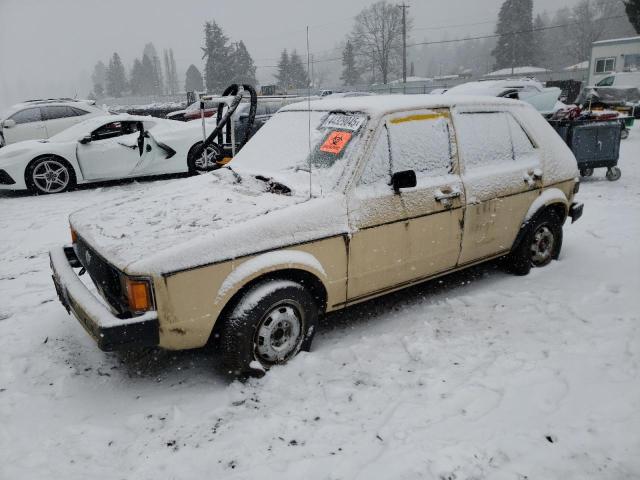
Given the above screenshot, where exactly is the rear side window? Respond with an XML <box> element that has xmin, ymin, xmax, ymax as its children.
<box><xmin>10</xmin><ymin>107</ymin><xmax>42</xmax><ymax>124</ymax></box>
<box><xmin>455</xmin><ymin>111</ymin><xmax>535</xmax><ymax>170</ymax></box>
<box><xmin>387</xmin><ymin>110</ymin><xmax>454</xmax><ymax>177</ymax></box>
<box><xmin>42</xmin><ymin>106</ymin><xmax>78</xmax><ymax>120</ymax></box>
<box><xmin>71</xmin><ymin>107</ymin><xmax>89</xmax><ymax>116</ymax></box>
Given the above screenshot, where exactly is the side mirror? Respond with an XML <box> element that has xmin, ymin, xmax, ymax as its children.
<box><xmin>2</xmin><ymin>119</ymin><xmax>16</xmax><ymax>128</ymax></box>
<box><xmin>79</xmin><ymin>135</ymin><xmax>92</xmax><ymax>144</ymax></box>
<box><xmin>391</xmin><ymin>170</ymin><xmax>417</xmax><ymax>192</ymax></box>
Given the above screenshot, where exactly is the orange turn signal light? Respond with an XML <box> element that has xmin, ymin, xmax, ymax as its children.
<box><xmin>125</xmin><ymin>278</ymin><xmax>151</xmax><ymax>312</ymax></box>
<box><xmin>70</xmin><ymin>227</ymin><xmax>78</xmax><ymax>243</ymax></box>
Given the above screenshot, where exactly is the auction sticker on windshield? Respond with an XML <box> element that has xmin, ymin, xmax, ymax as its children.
<box><xmin>322</xmin><ymin>113</ymin><xmax>366</xmax><ymax>132</ymax></box>
<box><xmin>320</xmin><ymin>131</ymin><xmax>352</xmax><ymax>155</ymax></box>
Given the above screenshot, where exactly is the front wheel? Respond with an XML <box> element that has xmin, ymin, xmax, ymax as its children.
<box><xmin>620</xmin><ymin>128</ymin><xmax>629</xmax><ymax>140</ymax></box>
<box><xmin>504</xmin><ymin>210</ymin><xmax>563</xmax><ymax>275</ymax></box>
<box><xmin>221</xmin><ymin>279</ymin><xmax>319</xmax><ymax>377</ymax></box>
<box><xmin>580</xmin><ymin>168</ymin><xmax>594</xmax><ymax>177</ymax></box>
<box><xmin>25</xmin><ymin>156</ymin><xmax>76</xmax><ymax>195</ymax></box>
<box><xmin>606</xmin><ymin>166</ymin><xmax>621</xmax><ymax>181</ymax></box>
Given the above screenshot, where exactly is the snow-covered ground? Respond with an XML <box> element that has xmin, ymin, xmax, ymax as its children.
<box><xmin>1</xmin><ymin>130</ymin><xmax>639</xmax><ymax>479</ymax></box>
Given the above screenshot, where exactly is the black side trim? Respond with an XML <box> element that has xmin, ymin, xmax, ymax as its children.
<box><xmin>0</xmin><ymin>169</ymin><xmax>15</xmax><ymax>185</ymax></box>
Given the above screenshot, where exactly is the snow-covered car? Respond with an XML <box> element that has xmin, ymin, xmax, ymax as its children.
<box><xmin>0</xmin><ymin>114</ymin><xmax>213</xmax><ymax>194</ymax></box>
<box><xmin>49</xmin><ymin>95</ymin><xmax>583</xmax><ymax>376</ymax></box>
<box><xmin>0</xmin><ymin>99</ymin><xmax>106</xmax><ymax>147</ymax></box>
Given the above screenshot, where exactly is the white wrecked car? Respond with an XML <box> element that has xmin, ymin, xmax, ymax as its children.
<box><xmin>0</xmin><ymin>114</ymin><xmax>213</xmax><ymax>194</ymax></box>
<box><xmin>50</xmin><ymin>95</ymin><xmax>583</xmax><ymax>376</ymax></box>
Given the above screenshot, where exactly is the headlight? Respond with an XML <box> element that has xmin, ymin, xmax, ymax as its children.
<box><xmin>124</xmin><ymin>277</ymin><xmax>153</xmax><ymax>312</ymax></box>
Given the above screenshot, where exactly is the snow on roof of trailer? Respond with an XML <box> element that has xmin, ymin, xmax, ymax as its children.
<box><xmin>593</xmin><ymin>35</ymin><xmax>640</xmax><ymax>45</ymax></box>
<box><xmin>280</xmin><ymin>94</ymin><xmax>525</xmax><ymax>117</ymax></box>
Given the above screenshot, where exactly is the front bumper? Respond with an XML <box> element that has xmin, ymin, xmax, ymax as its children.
<box><xmin>49</xmin><ymin>246</ymin><xmax>159</xmax><ymax>351</ymax></box>
<box><xmin>569</xmin><ymin>202</ymin><xmax>584</xmax><ymax>223</ymax></box>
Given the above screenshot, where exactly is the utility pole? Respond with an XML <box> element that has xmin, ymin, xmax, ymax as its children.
<box><xmin>399</xmin><ymin>3</ymin><xmax>409</xmax><ymax>83</ymax></box>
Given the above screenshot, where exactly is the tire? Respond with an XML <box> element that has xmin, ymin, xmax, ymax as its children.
<box><xmin>25</xmin><ymin>156</ymin><xmax>76</xmax><ymax>195</ymax></box>
<box><xmin>187</xmin><ymin>142</ymin><xmax>222</xmax><ymax>174</ymax></box>
<box><xmin>606</xmin><ymin>166</ymin><xmax>621</xmax><ymax>181</ymax></box>
<box><xmin>620</xmin><ymin>128</ymin><xmax>629</xmax><ymax>140</ymax></box>
<box><xmin>580</xmin><ymin>168</ymin><xmax>594</xmax><ymax>177</ymax></box>
<box><xmin>504</xmin><ymin>209</ymin><xmax>563</xmax><ymax>275</ymax></box>
<box><xmin>221</xmin><ymin>279</ymin><xmax>319</xmax><ymax>377</ymax></box>
<box><xmin>0</xmin><ymin>133</ymin><xmax>5</xmax><ymax>148</ymax></box>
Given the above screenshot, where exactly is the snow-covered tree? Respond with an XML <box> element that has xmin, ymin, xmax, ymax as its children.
<box><xmin>202</xmin><ymin>20</ymin><xmax>233</xmax><ymax>93</ymax></box>
<box><xmin>164</xmin><ymin>48</ymin><xmax>179</xmax><ymax>94</ymax></box>
<box><xmin>143</xmin><ymin>42</ymin><xmax>164</xmax><ymax>94</ymax></box>
<box><xmin>624</xmin><ymin>0</ymin><xmax>640</xmax><ymax>32</ymax></box>
<box><xmin>289</xmin><ymin>50</ymin><xmax>309</xmax><ymax>89</ymax></box>
<box><xmin>341</xmin><ymin>40</ymin><xmax>361</xmax><ymax>86</ymax></box>
<box><xmin>275</xmin><ymin>49</ymin><xmax>291</xmax><ymax>89</ymax></box>
<box><xmin>106</xmin><ymin>52</ymin><xmax>127</xmax><ymax>97</ymax></box>
<box><xmin>230</xmin><ymin>41</ymin><xmax>257</xmax><ymax>86</ymax></box>
<box><xmin>129</xmin><ymin>59</ymin><xmax>145</xmax><ymax>95</ymax></box>
<box><xmin>492</xmin><ymin>0</ymin><xmax>535</xmax><ymax>70</ymax></box>
<box><xmin>185</xmin><ymin>64</ymin><xmax>204</xmax><ymax>92</ymax></box>
<box><xmin>91</xmin><ymin>61</ymin><xmax>106</xmax><ymax>98</ymax></box>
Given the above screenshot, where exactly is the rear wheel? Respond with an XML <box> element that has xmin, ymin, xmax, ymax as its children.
<box><xmin>221</xmin><ymin>279</ymin><xmax>318</xmax><ymax>377</ymax></box>
<box><xmin>187</xmin><ymin>142</ymin><xmax>221</xmax><ymax>174</ymax></box>
<box><xmin>25</xmin><ymin>156</ymin><xmax>76</xmax><ymax>195</ymax></box>
<box><xmin>620</xmin><ymin>128</ymin><xmax>629</xmax><ymax>140</ymax></box>
<box><xmin>504</xmin><ymin>209</ymin><xmax>563</xmax><ymax>275</ymax></box>
<box><xmin>606</xmin><ymin>166</ymin><xmax>621</xmax><ymax>181</ymax></box>
<box><xmin>580</xmin><ymin>168</ymin><xmax>594</xmax><ymax>177</ymax></box>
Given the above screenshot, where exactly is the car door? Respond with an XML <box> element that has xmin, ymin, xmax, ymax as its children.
<box><xmin>346</xmin><ymin>122</ymin><xmax>411</xmax><ymax>301</ymax></box>
<box><xmin>41</xmin><ymin>105</ymin><xmax>85</xmax><ymax>137</ymax></box>
<box><xmin>346</xmin><ymin>110</ymin><xmax>464</xmax><ymax>302</ymax></box>
<box><xmin>453</xmin><ymin>109</ymin><xmax>543</xmax><ymax>265</ymax></box>
<box><xmin>76</xmin><ymin>121</ymin><xmax>147</xmax><ymax>180</ymax></box>
<box><xmin>386</xmin><ymin>109</ymin><xmax>465</xmax><ymax>282</ymax></box>
<box><xmin>3</xmin><ymin>107</ymin><xmax>47</xmax><ymax>143</ymax></box>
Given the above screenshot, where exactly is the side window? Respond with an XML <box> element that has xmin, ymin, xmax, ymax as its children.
<box><xmin>507</xmin><ymin>113</ymin><xmax>535</xmax><ymax>159</ymax></box>
<box><xmin>455</xmin><ymin>112</ymin><xmax>513</xmax><ymax>169</ymax></box>
<box><xmin>358</xmin><ymin>126</ymin><xmax>391</xmax><ymax>186</ymax></box>
<box><xmin>10</xmin><ymin>108</ymin><xmax>42</xmax><ymax>124</ymax></box>
<box><xmin>596</xmin><ymin>76</ymin><xmax>615</xmax><ymax>87</ymax></box>
<box><xmin>387</xmin><ymin>111</ymin><xmax>453</xmax><ymax>177</ymax></box>
<box><xmin>70</xmin><ymin>107</ymin><xmax>89</xmax><ymax>116</ymax></box>
<box><xmin>42</xmin><ymin>106</ymin><xmax>76</xmax><ymax>121</ymax></box>
<box><xmin>91</xmin><ymin>122</ymin><xmax>124</xmax><ymax>141</ymax></box>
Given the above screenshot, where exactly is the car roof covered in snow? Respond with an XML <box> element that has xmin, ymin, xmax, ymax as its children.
<box><xmin>280</xmin><ymin>94</ymin><xmax>528</xmax><ymax>118</ymax></box>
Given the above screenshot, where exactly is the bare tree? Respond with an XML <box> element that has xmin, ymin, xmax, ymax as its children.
<box><xmin>350</xmin><ymin>1</ymin><xmax>410</xmax><ymax>84</ymax></box>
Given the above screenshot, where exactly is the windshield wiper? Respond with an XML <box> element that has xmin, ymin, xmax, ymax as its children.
<box><xmin>255</xmin><ymin>175</ymin><xmax>291</xmax><ymax>195</ymax></box>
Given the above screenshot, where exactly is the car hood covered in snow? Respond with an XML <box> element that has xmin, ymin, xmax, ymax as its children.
<box><xmin>69</xmin><ymin>168</ymin><xmax>348</xmax><ymax>275</ymax></box>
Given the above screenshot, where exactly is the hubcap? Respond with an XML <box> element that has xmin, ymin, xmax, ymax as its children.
<box><xmin>32</xmin><ymin>159</ymin><xmax>69</xmax><ymax>193</ymax></box>
<box><xmin>194</xmin><ymin>145</ymin><xmax>220</xmax><ymax>171</ymax></box>
<box><xmin>255</xmin><ymin>301</ymin><xmax>303</xmax><ymax>364</ymax></box>
<box><xmin>530</xmin><ymin>225</ymin><xmax>555</xmax><ymax>265</ymax></box>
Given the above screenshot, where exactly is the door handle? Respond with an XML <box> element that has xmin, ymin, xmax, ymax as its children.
<box><xmin>435</xmin><ymin>188</ymin><xmax>461</xmax><ymax>202</ymax></box>
<box><xmin>117</xmin><ymin>142</ymin><xmax>138</xmax><ymax>150</ymax></box>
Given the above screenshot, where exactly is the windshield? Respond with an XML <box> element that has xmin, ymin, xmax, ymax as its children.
<box><xmin>230</xmin><ymin>110</ymin><xmax>368</xmax><ymax>194</ymax></box>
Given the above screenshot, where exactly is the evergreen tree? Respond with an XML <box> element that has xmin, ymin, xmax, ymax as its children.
<box><xmin>289</xmin><ymin>50</ymin><xmax>309</xmax><ymax>88</ymax></box>
<box><xmin>130</xmin><ymin>59</ymin><xmax>145</xmax><ymax>95</ymax></box>
<box><xmin>185</xmin><ymin>64</ymin><xmax>204</xmax><ymax>92</ymax></box>
<box><xmin>202</xmin><ymin>20</ymin><xmax>233</xmax><ymax>92</ymax></box>
<box><xmin>163</xmin><ymin>48</ymin><xmax>180</xmax><ymax>94</ymax></box>
<box><xmin>141</xmin><ymin>54</ymin><xmax>157</xmax><ymax>94</ymax></box>
<box><xmin>230</xmin><ymin>41</ymin><xmax>257</xmax><ymax>85</ymax></box>
<box><xmin>106</xmin><ymin>52</ymin><xmax>127</xmax><ymax>97</ymax></box>
<box><xmin>275</xmin><ymin>49</ymin><xmax>291</xmax><ymax>89</ymax></box>
<box><xmin>143</xmin><ymin>42</ymin><xmax>164</xmax><ymax>94</ymax></box>
<box><xmin>624</xmin><ymin>0</ymin><xmax>640</xmax><ymax>33</ymax></box>
<box><xmin>491</xmin><ymin>0</ymin><xmax>535</xmax><ymax>70</ymax></box>
<box><xmin>340</xmin><ymin>41</ymin><xmax>361</xmax><ymax>86</ymax></box>
<box><xmin>91</xmin><ymin>61</ymin><xmax>106</xmax><ymax>97</ymax></box>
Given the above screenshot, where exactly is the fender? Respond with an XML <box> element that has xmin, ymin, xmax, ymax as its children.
<box><xmin>214</xmin><ymin>250</ymin><xmax>327</xmax><ymax>306</ymax></box>
<box><xmin>524</xmin><ymin>188</ymin><xmax>569</xmax><ymax>222</ymax></box>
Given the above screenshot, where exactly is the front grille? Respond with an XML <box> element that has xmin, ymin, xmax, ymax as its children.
<box><xmin>75</xmin><ymin>237</ymin><xmax>128</xmax><ymax>315</ymax></box>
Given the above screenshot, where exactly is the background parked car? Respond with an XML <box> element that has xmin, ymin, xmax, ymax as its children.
<box><xmin>0</xmin><ymin>99</ymin><xmax>106</xmax><ymax>147</ymax></box>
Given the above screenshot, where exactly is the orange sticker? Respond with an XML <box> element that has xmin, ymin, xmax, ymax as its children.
<box><xmin>320</xmin><ymin>131</ymin><xmax>352</xmax><ymax>155</ymax></box>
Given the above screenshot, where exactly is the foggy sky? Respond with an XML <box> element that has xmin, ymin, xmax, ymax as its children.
<box><xmin>0</xmin><ymin>0</ymin><xmax>582</xmax><ymax>110</ymax></box>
